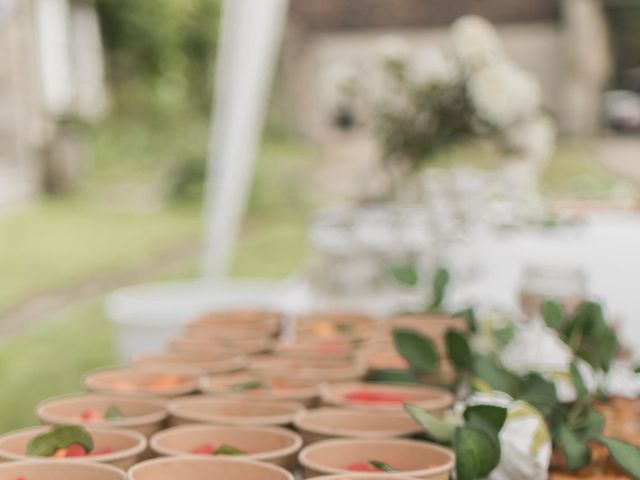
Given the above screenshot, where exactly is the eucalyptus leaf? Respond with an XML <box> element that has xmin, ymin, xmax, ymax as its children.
<box><xmin>473</xmin><ymin>356</ymin><xmax>521</xmax><ymax>395</ymax></box>
<box><xmin>557</xmin><ymin>425</ymin><xmax>590</xmax><ymax>471</ymax></box>
<box><xmin>569</xmin><ymin>362</ymin><xmax>588</xmax><ymax>399</ymax></box>
<box><xmin>26</xmin><ymin>425</ymin><xmax>93</xmax><ymax>457</ymax></box>
<box><xmin>404</xmin><ymin>403</ymin><xmax>456</xmax><ymax>443</ymax></box>
<box><xmin>463</xmin><ymin>404</ymin><xmax>507</xmax><ymax>435</ymax></box>
<box><xmin>367</xmin><ymin>369</ymin><xmax>421</xmax><ymax>385</ymax></box>
<box><xmin>542</xmin><ymin>300</ymin><xmax>564</xmax><ymax>329</ymax></box>
<box><xmin>105</xmin><ymin>406</ymin><xmax>125</xmax><ymax>420</ymax></box>
<box><xmin>454</xmin><ymin>426</ymin><xmax>501</xmax><ymax>480</ymax></box>
<box><xmin>453</xmin><ymin>307</ymin><xmax>477</xmax><ymax>333</ymax></box>
<box><xmin>445</xmin><ymin>329</ymin><xmax>473</xmax><ymax>372</ymax></box>
<box><xmin>369</xmin><ymin>460</ymin><xmax>400</xmax><ymax>472</ymax></box>
<box><xmin>393</xmin><ymin>329</ymin><xmax>440</xmax><ymax>374</ymax></box>
<box><xmin>390</xmin><ymin>264</ymin><xmax>419</xmax><ymax>287</ymax></box>
<box><xmin>597</xmin><ymin>436</ymin><xmax>640</xmax><ymax>477</ymax></box>
<box><xmin>215</xmin><ymin>444</ymin><xmax>247</xmax><ymax>455</ymax></box>
<box><xmin>520</xmin><ymin>373</ymin><xmax>558</xmax><ymax>416</ymax></box>
<box><xmin>492</xmin><ymin>325</ymin><xmax>515</xmax><ymax>346</ymax></box>
<box><xmin>428</xmin><ymin>266</ymin><xmax>450</xmax><ymax>311</ymax></box>
<box><xmin>230</xmin><ymin>380</ymin><xmax>268</xmax><ymax>392</ymax></box>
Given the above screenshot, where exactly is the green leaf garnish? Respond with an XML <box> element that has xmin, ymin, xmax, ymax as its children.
<box><xmin>428</xmin><ymin>266</ymin><xmax>450</xmax><ymax>312</ymax></box>
<box><xmin>404</xmin><ymin>403</ymin><xmax>455</xmax><ymax>442</ymax></box>
<box><xmin>390</xmin><ymin>264</ymin><xmax>419</xmax><ymax>287</ymax></box>
<box><xmin>369</xmin><ymin>460</ymin><xmax>400</xmax><ymax>472</ymax></box>
<box><xmin>26</xmin><ymin>425</ymin><xmax>93</xmax><ymax>457</ymax></box>
<box><xmin>597</xmin><ymin>436</ymin><xmax>640</xmax><ymax>477</ymax></box>
<box><xmin>558</xmin><ymin>424</ymin><xmax>591</xmax><ymax>471</ymax></box>
<box><xmin>542</xmin><ymin>300</ymin><xmax>564</xmax><ymax>329</ymax></box>
<box><xmin>453</xmin><ymin>307</ymin><xmax>477</xmax><ymax>333</ymax></box>
<box><xmin>367</xmin><ymin>369</ymin><xmax>421</xmax><ymax>385</ymax></box>
<box><xmin>230</xmin><ymin>380</ymin><xmax>268</xmax><ymax>392</ymax></box>
<box><xmin>214</xmin><ymin>444</ymin><xmax>247</xmax><ymax>455</ymax></box>
<box><xmin>445</xmin><ymin>329</ymin><xmax>473</xmax><ymax>372</ymax></box>
<box><xmin>106</xmin><ymin>406</ymin><xmax>125</xmax><ymax>420</ymax></box>
<box><xmin>454</xmin><ymin>425</ymin><xmax>501</xmax><ymax>480</ymax></box>
<box><xmin>463</xmin><ymin>404</ymin><xmax>507</xmax><ymax>435</ymax></box>
<box><xmin>569</xmin><ymin>362</ymin><xmax>588</xmax><ymax>399</ymax></box>
<box><xmin>393</xmin><ymin>329</ymin><xmax>440</xmax><ymax>374</ymax></box>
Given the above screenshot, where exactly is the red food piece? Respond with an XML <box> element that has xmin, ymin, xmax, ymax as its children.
<box><xmin>65</xmin><ymin>444</ymin><xmax>88</xmax><ymax>457</ymax></box>
<box><xmin>191</xmin><ymin>443</ymin><xmax>217</xmax><ymax>455</ymax></box>
<box><xmin>16</xmin><ymin>476</ymin><xmax>28</xmax><ymax>480</ymax></box>
<box><xmin>347</xmin><ymin>462</ymin><xmax>377</xmax><ymax>472</ymax></box>
<box><xmin>91</xmin><ymin>446</ymin><xmax>114</xmax><ymax>456</ymax></box>
<box><xmin>344</xmin><ymin>390</ymin><xmax>408</xmax><ymax>404</ymax></box>
<box><xmin>80</xmin><ymin>409</ymin><xmax>102</xmax><ymax>422</ymax></box>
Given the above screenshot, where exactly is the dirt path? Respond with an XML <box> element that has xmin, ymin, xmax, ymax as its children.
<box><xmin>0</xmin><ymin>237</ymin><xmax>200</xmax><ymax>335</ymax></box>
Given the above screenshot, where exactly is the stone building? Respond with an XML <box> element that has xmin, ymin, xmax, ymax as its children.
<box><xmin>281</xmin><ymin>0</ymin><xmax>611</xmax><ymax>142</ymax></box>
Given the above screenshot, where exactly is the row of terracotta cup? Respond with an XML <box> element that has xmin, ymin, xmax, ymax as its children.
<box><xmin>0</xmin><ymin>308</ymin><xmax>465</xmax><ymax>479</ymax></box>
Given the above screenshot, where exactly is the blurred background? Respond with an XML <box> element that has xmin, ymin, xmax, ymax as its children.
<box><xmin>1</xmin><ymin>0</ymin><xmax>640</xmax><ymax>432</ymax></box>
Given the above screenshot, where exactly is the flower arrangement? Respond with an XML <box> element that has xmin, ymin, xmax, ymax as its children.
<box><xmin>392</xmin><ymin>298</ymin><xmax>640</xmax><ymax>479</ymax></box>
<box><xmin>370</xmin><ymin>16</ymin><xmax>555</xmax><ymax>178</ymax></box>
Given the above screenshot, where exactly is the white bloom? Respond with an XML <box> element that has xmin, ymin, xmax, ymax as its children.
<box><xmin>605</xmin><ymin>362</ymin><xmax>640</xmax><ymax>399</ymax></box>
<box><xmin>449</xmin><ymin>15</ymin><xmax>504</xmax><ymax>69</ymax></box>
<box><xmin>468</xmin><ymin>62</ymin><xmax>543</xmax><ymax>127</ymax></box>
<box><xmin>500</xmin><ymin>321</ymin><xmax>572</xmax><ymax>375</ymax></box>
<box><xmin>551</xmin><ymin>359</ymin><xmax>598</xmax><ymax>403</ymax></box>
<box><xmin>409</xmin><ymin>47</ymin><xmax>459</xmax><ymax>85</ymax></box>
<box><xmin>506</xmin><ymin>115</ymin><xmax>556</xmax><ymax>164</ymax></box>
<box><xmin>373</xmin><ymin>34</ymin><xmax>411</xmax><ymax>65</ymax></box>
<box><xmin>465</xmin><ymin>392</ymin><xmax>551</xmax><ymax>480</ymax></box>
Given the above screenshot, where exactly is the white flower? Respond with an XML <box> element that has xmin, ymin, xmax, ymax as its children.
<box><xmin>373</xmin><ymin>34</ymin><xmax>411</xmax><ymax>65</ymax></box>
<box><xmin>551</xmin><ymin>359</ymin><xmax>598</xmax><ymax>403</ymax></box>
<box><xmin>468</xmin><ymin>62</ymin><xmax>543</xmax><ymax>127</ymax></box>
<box><xmin>506</xmin><ymin>115</ymin><xmax>556</xmax><ymax>164</ymax></box>
<box><xmin>465</xmin><ymin>392</ymin><xmax>551</xmax><ymax>480</ymax></box>
<box><xmin>409</xmin><ymin>47</ymin><xmax>459</xmax><ymax>85</ymax></box>
<box><xmin>500</xmin><ymin>321</ymin><xmax>572</xmax><ymax>375</ymax></box>
<box><xmin>449</xmin><ymin>15</ymin><xmax>504</xmax><ymax>69</ymax></box>
<box><xmin>605</xmin><ymin>362</ymin><xmax>640</xmax><ymax>399</ymax></box>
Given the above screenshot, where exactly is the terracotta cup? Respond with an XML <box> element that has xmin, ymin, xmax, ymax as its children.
<box><xmin>150</xmin><ymin>424</ymin><xmax>303</xmax><ymax>470</ymax></box>
<box><xmin>0</xmin><ymin>426</ymin><xmax>147</xmax><ymax>470</ymax></box>
<box><xmin>37</xmin><ymin>393</ymin><xmax>167</xmax><ymax>438</ymax></box>
<box><xmin>199</xmin><ymin>372</ymin><xmax>323</xmax><ymax>407</ymax></box>
<box><xmin>128</xmin><ymin>456</ymin><xmax>294</xmax><ymax>480</ymax></box>
<box><xmin>307</xmin><ymin>476</ymin><xmax>415</xmax><ymax>480</ymax></box>
<box><xmin>134</xmin><ymin>352</ymin><xmax>247</xmax><ymax>375</ymax></box>
<box><xmin>274</xmin><ymin>338</ymin><xmax>356</xmax><ymax>361</ymax></box>
<box><xmin>249</xmin><ymin>356</ymin><xmax>368</xmax><ymax>383</ymax></box>
<box><xmin>294</xmin><ymin>408</ymin><xmax>421</xmax><ymax>444</ymax></box>
<box><xmin>170</xmin><ymin>336</ymin><xmax>275</xmax><ymax>356</ymax></box>
<box><xmin>321</xmin><ymin>382</ymin><xmax>453</xmax><ymax>416</ymax></box>
<box><xmin>384</xmin><ymin>314</ymin><xmax>468</xmax><ymax>357</ymax></box>
<box><xmin>0</xmin><ymin>460</ymin><xmax>127</xmax><ymax>480</ymax></box>
<box><xmin>184</xmin><ymin>324</ymin><xmax>270</xmax><ymax>342</ymax></box>
<box><xmin>84</xmin><ymin>365</ymin><xmax>203</xmax><ymax>398</ymax></box>
<box><xmin>168</xmin><ymin>396</ymin><xmax>304</xmax><ymax>427</ymax></box>
<box><xmin>295</xmin><ymin>312</ymin><xmax>379</xmax><ymax>341</ymax></box>
<box><xmin>298</xmin><ymin>438</ymin><xmax>454</xmax><ymax>479</ymax></box>
<box><xmin>188</xmin><ymin>309</ymin><xmax>282</xmax><ymax>336</ymax></box>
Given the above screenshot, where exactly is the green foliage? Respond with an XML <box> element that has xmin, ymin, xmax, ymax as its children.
<box><xmin>454</xmin><ymin>307</ymin><xmax>477</xmax><ymax>333</ymax></box>
<box><xmin>404</xmin><ymin>403</ymin><xmax>456</xmax><ymax>443</ymax></box>
<box><xmin>366</xmin><ymin>369</ymin><xmax>421</xmax><ymax>385</ymax></box>
<box><xmin>445</xmin><ymin>329</ymin><xmax>473</xmax><ymax>372</ymax></box>
<box><xmin>542</xmin><ymin>299</ymin><xmax>564</xmax><ymax>329</ymax></box>
<box><xmin>393</xmin><ymin>329</ymin><xmax>440</xmax><ymax>374</ymax></box>
<box><xmin>390</xmin><ymin>264</ymin><xmax>419</xmax><ymax>287</ymax></box>
<box><xmin>27</xmin><ymin>425</ymin><xmax>93</xmax><ymax>457</ymax></box>
<box><xmin>369</xmin><ymin>461</ymin><xmax>400</xmax><ymax>473</ymax></box>
<box><xmin>105</xmin><ymin>406</ymin><xmax>124</xmax><ymax>420</ymax></box>
<box><xmin>597</xmin><ymin>436</ymin><xmax>640</xmax><ymax>477</ymax></box>
<box><xmin>215</xmin><ymin>444</ymin><xmax>247</xmax><ymax>455</ymax></box>
<box><xmin>428</xmin><ymin>266</ymin><xmax>450</xmax><ymax>312</ymax></box>
<box><xmin>230</xmin><ymin>380</ymin><xmax>268</xmax><ymax>392</ymax></box>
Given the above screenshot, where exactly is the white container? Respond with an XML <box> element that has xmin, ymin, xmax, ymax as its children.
<box><xmin>105</xmin><ymin>279</ymin><xmax>293</xmax><ymax>362</ymax></box>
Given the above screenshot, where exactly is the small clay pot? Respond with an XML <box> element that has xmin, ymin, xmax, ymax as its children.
<box><xmin>307</xmin><ymin>476</ymin><xmax>415</xmax><ymax>480</ymax></box>
<box><xmin>385</xmin><ymin>314</ymin><xmax>467</xmax><ymax>357</ymax></box>
<box><xmin>170</xmin><ymin>336</ymin><xmax>275</xmax><ymax>356</ymax></box>
<box><xmin>188</xmin><ymin>309</ymin><xmax>282</xmax><ymax>336</ymax></box>
<box><xmin>129</xmin><ymin>456</ymin><xmax>294</xmax><ymax>480</ymax></box>
<box><xmin>274</xmin><ymin>339</ymin><xmax>356</xmax><ymax>361</ymax></box>
<box><xmin>321</xmin><ymin>383</ymin><xmax>453</xmax><ymax>416</ymax></box>
<box><xmin>150</xmin><ymin>424</ymin><xmax>302</xmax><ymax>470</ymax></box>
<box><xmin>298</xmin><ymin>438</ymin><xmax>454</xmax><ymax>479</ymax></box>
<box><xmin>199</xmin><ymin>372</ymin><xmax>322</xmax><ymax>408</ymax></box>
<box><xmin>184</xmin><ymin>324</ymin><xmax>271</xmax><ymax>342</ymax></box>
<box><xmin>168</xmin><ymin>396</ymin><xmax>305</xmax><ymax>428</ymax></box>
<box><xmin>0</xmin><ymin>426</ymin><xmax>147</xmax><ymax>470</ymax></box>
<box><xmin>84</xmin><ymin>365</ymin><xmax>203</xmax><ymax>398</ymax></box>
<box><xmin>294</xmin><ymin>408</ymin><xmax>421</xmax><ymax>444</ymax></box>
<box><xmin>134</xmin><ymin>352</ymin><xmax>247</xmax><ymax>375</ymax></box>
<box><xmin>249</xmin><ymin>356</ymin><xmax>368</xmax><ymax>383</ymax></box>
<box><xmin>0</xmin><ymin>460</ymin><xmax>127</xmax><ymax>480</ymax></box>
<box><xmin>37</xmin><ymin>393</ymin><xmax>167</xmax><ymax>438</ymax></box>
<box><xmin>296</xmin><ymin>312</ymin><xmax>379</xmax><ymax>341</ymax></box>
